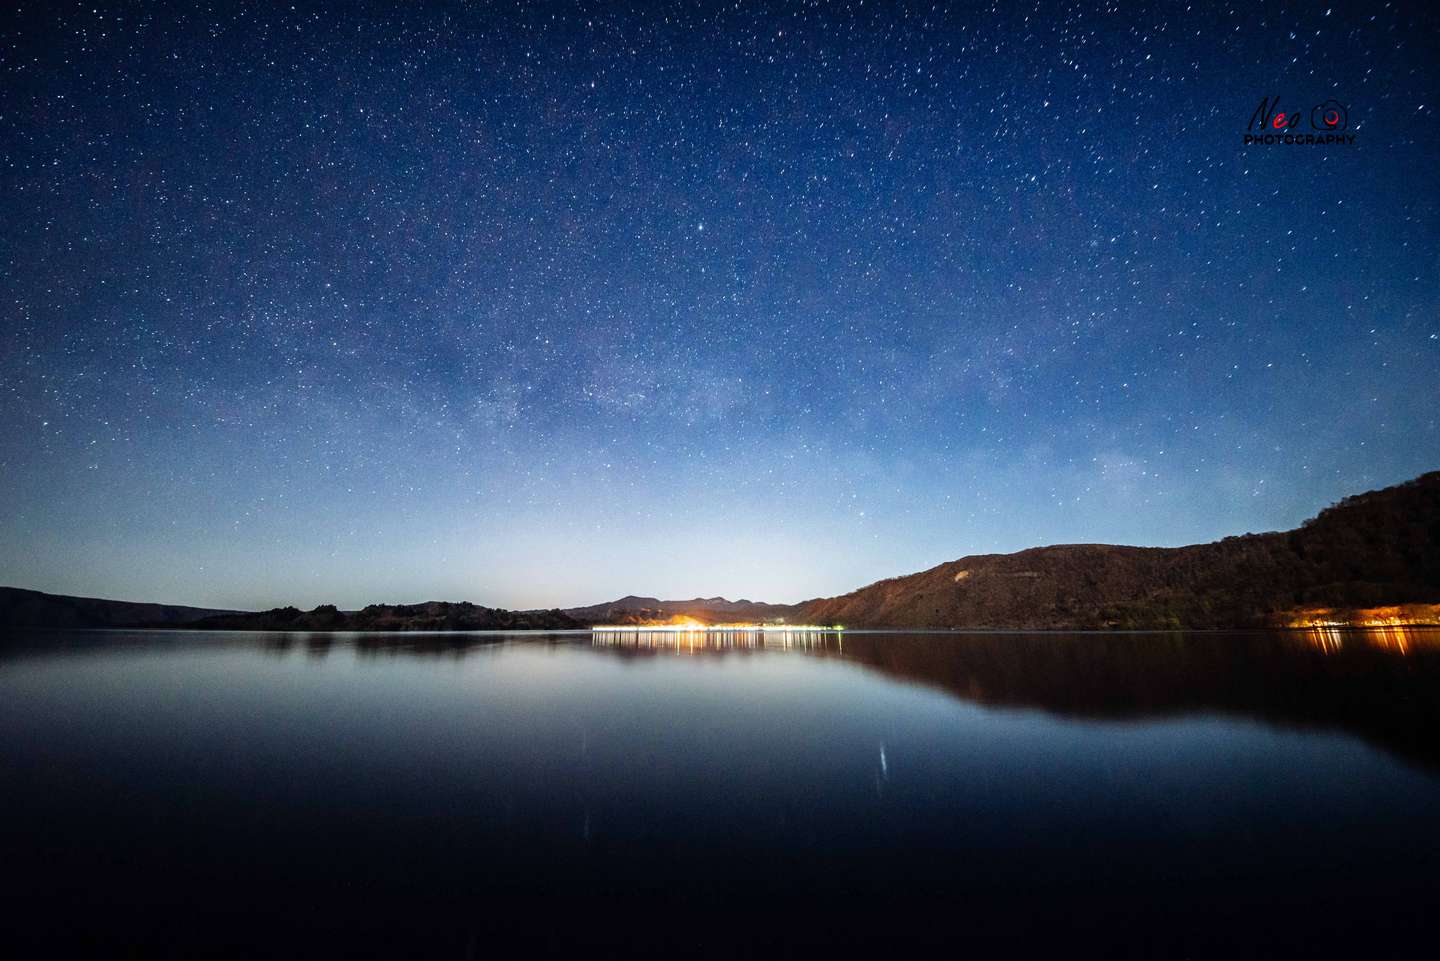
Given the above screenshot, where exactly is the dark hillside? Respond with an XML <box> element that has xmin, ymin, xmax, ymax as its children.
<box><xmin>181</xmin><ymin>602</ymin><xmax>581</xmax><ymax>632</ymax></box>
<box><xmin>0</xmin><ymin>586</ymin><xmax>237</xmax><ymax>630</ymax></box>
<box><xmin>801</xmin><ymin>472</ymin><xmax>1440</xmax><ymax>629</ymax></box>
<box><xmin>563</xmin><ymin>595</ymin><xmax>803</xmax><ymax>625</ymax></box>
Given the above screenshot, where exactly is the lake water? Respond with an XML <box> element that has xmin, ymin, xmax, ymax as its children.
<box><xmin>2</xmin><ymin>628</ymin><xmax>1438</xmax><ymax>958</ymax></box>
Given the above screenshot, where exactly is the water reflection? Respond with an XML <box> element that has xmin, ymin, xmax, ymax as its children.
<box><xmin>3</xmin><ymin>625</ymin><xmax>1439</xmax><ymax>958</ymax></box>
<box><xmin>580</xmin><ymin>626</ymin><xmax>1440</xmax><ymax>772</ymax></box>
<box><xmin>11</xmin><ymin>626</ymin><xmax>1438</xmax><ymax>771</ymax></box>
<box><xmin>258</xmin><ymin>630</ymin><xmax>570</xmax><ymax>661</ymax></box>
<box><xmin>1301</xmin><ymin>624</ymin><xmax>1436</xmax><ymax>655</ymax></box>
<box><xmin>590</xmin><ymin>626</ymin><xmax>844</xmax><ymax>653</ymax></box>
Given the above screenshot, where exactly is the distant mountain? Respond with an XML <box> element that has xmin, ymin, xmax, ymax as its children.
<box><xmin>563</xmin><ymin>595</ymin><xmax>804</xmax><ymax>625</ymax></box>
<box><xmin>0</xmin><ymin>589</ymin><xmax>580</xmax><ymax>633</ymax></box>
<box><xmin>181</xmin><ymin>602</ymin><xmax>581</xmax><ymax>632</ymax></box>
<box><xmin>800</xmin><ymin>471</ymin><xmax>1440</xmax><ymax>629</ymax></box>
<box><xmin>0</xmin><ymin>586</ymin><xmax>237</xmax><ymax>629</ymax></box>
<box><xmin>7</xmin><ymin>472</ymin><xmax>1438</xmax><ymax>632</ymax></box>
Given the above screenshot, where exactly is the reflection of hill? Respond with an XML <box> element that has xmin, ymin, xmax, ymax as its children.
<box><xmin>258</xmin><ymin>631</ymin><xmax>575</xmax><ymax>660</ymax></box>
<box><xmin>588</xmin><ymin>629</ymin><xmax>1440</xmax><ymax>773</ymax></box>
<box><xmin>138</xmin><ymin>626</ymin><xmax>1440</xmax><ymax>775</ymax></box>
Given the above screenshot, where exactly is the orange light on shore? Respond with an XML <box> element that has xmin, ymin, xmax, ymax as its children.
<box><xmin>1282</xmin><ymin>604</ymin><xmax>1440</xmax><ymax>630</ymax></box>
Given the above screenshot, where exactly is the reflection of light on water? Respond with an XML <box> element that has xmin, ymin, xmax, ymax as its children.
<box><xmin>592</xmin><ymin>623</ymin><xmax>843</xmax><ymax>633</ymax></box>
<box><xmin>1302</xmin><ymin>625</ymin><xmax>1439</xmax><ymax>656</ymax></box>
<box><xmin>1307</xmin><ymin>626</ymin><xmax>1347</xmax><ymax>654</ymax></box>
<box><xmin>591</xmin><ymin>627</ymin><xmax>844</xmax><ymax>654</ymax></box>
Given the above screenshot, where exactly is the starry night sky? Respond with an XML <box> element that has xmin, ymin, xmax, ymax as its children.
<box><xmin>2</xmin><ymin>1</ymin><xmax>1438</xmax><ymax>611</ymax></box>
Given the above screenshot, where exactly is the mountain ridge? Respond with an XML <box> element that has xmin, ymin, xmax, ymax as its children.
<box><xmin>0</xmin><ymin>586</ymin><xmax>238</xmax><ymax>629</ymax></box>
<box><xmin>3</xmin><ymin>471</ymin><xmax>1438</xmax><ymax>631</ymax></box>
<box><xmin>561</xmin><ymin>595</ymin><xmax>803</xmax><ymax>625</ymax></box>
<box><xmin>799</xmin><ymin>471</ymin><xmax>1440</xmax><ymax>629</ymax></box>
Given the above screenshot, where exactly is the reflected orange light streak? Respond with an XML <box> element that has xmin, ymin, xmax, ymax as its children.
<box><xmin>1300</xmin><ymin>624</ymin><xmax>1440</xmax><ymax>656</ymax></box>
<box><xmin>591</xmin><ymin>623</ymin><xmax>843</xmax><ymax>633</ymax></box>
<box><xmin>591</xmin><ymin>625</ymin><xmax>844</xmax><ymax>655</ymax></box>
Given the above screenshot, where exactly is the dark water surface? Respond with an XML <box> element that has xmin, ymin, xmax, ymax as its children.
<box><xmin>2</xmin><ymin>628</ymin><xmax>1439</xmax><ymax>958</ymax></box>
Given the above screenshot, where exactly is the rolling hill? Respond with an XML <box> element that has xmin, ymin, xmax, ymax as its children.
<box><xmin>0</xmin><ymin>586</ymin><xmax>238</xmax><ymax>629</ymax></box>
<box><xmin>562</xmin><ymin>595</ymin><xmax>803</xmax><ymax>625</ymax></box>
<box><xmin>4</xmin><ymin>471</ymin><xmax>1438</xmax><ymax>632</ymax></box>
<box><xmin>800</xmin><ymin>471</ymin><xmax>1440</xmax><ymax>629</ymax></box>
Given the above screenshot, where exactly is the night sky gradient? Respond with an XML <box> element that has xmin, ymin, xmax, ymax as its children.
<box><xmin>2</xmin><ymin>1</ymin><xmax>1438</xmax><ymax>611</ymax></box>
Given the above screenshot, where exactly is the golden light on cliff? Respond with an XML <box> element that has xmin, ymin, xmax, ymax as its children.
<box><xmin>1282</xmin><ymin>604</ymin><xmax>1440</xmax><ymax>630</ymax></box>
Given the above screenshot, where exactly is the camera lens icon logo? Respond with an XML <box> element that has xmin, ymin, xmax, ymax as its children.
<box><xmin>1311</xmin><ymin>100</ymin><xmax>1347</xmax><ymax>131</ymax></box>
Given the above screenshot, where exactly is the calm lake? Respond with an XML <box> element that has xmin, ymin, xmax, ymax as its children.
<box><xmin>2</xmin><ymin>627</ymin><xmax>1438</xmax><ymax>958</ymax></box>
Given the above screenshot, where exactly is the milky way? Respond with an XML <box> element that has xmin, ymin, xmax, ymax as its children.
<box><xmin>2</xmin><ymin>1</ymin><xmax>1437</xmax><ymax>609</ymax></box>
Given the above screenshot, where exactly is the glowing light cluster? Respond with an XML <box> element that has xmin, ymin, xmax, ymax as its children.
<box><xmin>1283</xmin><ymin>604</ymin><xmax>1440</xmax><ymax>629</ymax></box>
